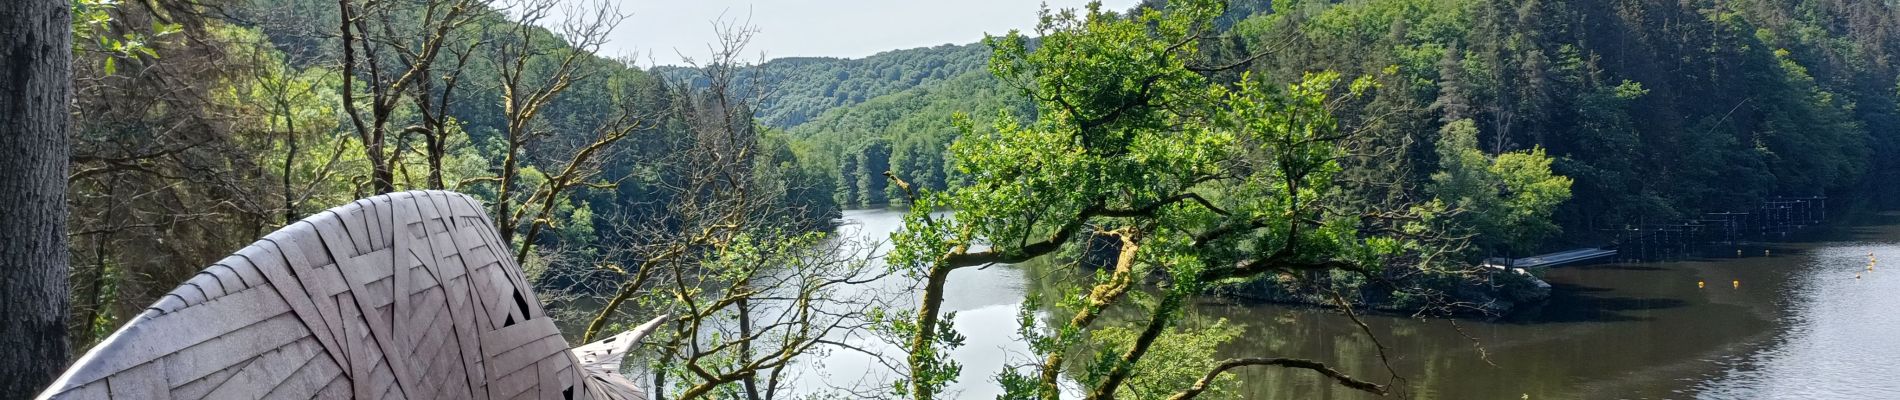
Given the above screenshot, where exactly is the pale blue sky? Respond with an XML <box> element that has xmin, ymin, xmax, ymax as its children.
<box><xmin>595</xmin><ymin>0</ymin><xmax>1142</xmax><ymax>66</ymax></box>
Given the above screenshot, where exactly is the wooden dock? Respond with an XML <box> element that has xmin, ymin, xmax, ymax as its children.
<box><xmin>1484</xmin><ymin>248</ymin><xmax>1619</xmax><ymax>269</ymax></box>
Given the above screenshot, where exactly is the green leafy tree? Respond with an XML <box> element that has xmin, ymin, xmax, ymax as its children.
<box><xmin>885</xmin><ymin>2</ymin><xmax>1462</xmax><ymax>398</ymax></box>
<box><xmin>849</xmin><ymin>138</ymin><xmax>892</xmax><ymax>207</ymax></box>
<box><xmin>1431</xmin><ymin>119</ymin><xmax>1572</xmax><ymax>255</ymax></box>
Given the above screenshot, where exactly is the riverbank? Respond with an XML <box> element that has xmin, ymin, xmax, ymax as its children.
<box><xmin>1196</xmin><ymin>214</ymin><xmax>1900</xmax><ymax>399</ymax></box>
<box><xmin>1205</xmin><ymin>265</ymin><xmax>1551</xmax><ymax>317</ymax></box>
<box><xmin>923</xmin><ymin>208</ymin><xmax>1900</xmax><ymax>398</ymax></box>
<box><xmin>546</xmin><ymin>208</ymin><xmax>1900</xmax><ymax>398</ymax></box>
<box><xmin>1201</xmin><ymin>208</ymin><xmax>1867</xmax><ymax>318</ymax></box>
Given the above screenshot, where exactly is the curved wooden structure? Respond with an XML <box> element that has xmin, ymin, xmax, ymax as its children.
<box><xmin>39</xmin><ymin>191</ymin><xmax>648</xmax><ymax>399</ymax></box>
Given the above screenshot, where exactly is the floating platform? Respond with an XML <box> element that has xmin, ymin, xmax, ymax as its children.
<box><xmin>1484</xmin><ymin>248</ymin><xmax>1619</xmax><ymax>269</ymax></box>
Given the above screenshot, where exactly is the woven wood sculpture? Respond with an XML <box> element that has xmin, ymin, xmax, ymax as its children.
<box><xmin>38</xmin><ymin>191</ymin><xmax>659</xmax><ymax>399</ymax></box>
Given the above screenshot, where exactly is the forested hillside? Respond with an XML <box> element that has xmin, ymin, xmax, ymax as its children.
<box><xmin>1244</xmin><ymin>0</ymin><xmax>1899</xmax><ymax>239</ymax></box>
<box><xmin>642</xmin><ymin>0</ymin><xmax>1278</xmax><ymax>134</ymax></box>
<box><xmin>789</xmin><ymin>71</ymin><xmax>1025</xmax><ymax>206</ymax></box>
<box><xmin>25</xmin><ymin>0</ymin><xmax>1900</xmax><ymax>397</ymax></box>
<box><xmin>806</xmin><ymin>0</ymin><xmax>1900</xmax><ymax>252</ymax></box>
<box><xmin>653</xmin><ymin>43</ymin><xmax>991</xmax><ymax>128</ymax></box>
<box><xmin>62</xmin><ymin>0</ymin><xmax>840</xmax><ymax>353</ymax></box>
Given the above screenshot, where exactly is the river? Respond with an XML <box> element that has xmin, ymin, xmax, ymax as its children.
<box><xmin>575</xmin><ymin>208</ymin><xmax>1900</xmax><ymax>399</ymax></box>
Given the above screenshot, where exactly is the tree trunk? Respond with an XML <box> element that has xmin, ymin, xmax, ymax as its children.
<box><xmin>737</xmin><ymin>297</ymin><xmax>761</xmax><ymax>400</ymax></box>
<box><xmin>495</xmin><ymin>140</ymin><xmax>518</xmax><ymax>242</ymax></box>
<box><xmin>427</xmin><ymin>134</ymin><xmax>445</xmax><ymax>190</ymax></box>
<box><xmin>370</xmin><ymin>124</ymin><xmax>394</xmax><ymax>194</ymax></box>
<box><xmin>0</xmin><ymin>0</ymin><xmax>73</xmax><ymax>395</ymax></box>
<box><xmin>907</xmin><ymin>265</ymin><xmax>951</xmax><ymax>400</ymax></box>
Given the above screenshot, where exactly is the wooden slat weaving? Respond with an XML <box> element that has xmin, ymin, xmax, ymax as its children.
<box><xmin>39</xmin><ymin>191</ymin><xmax>650</xmax><ymax>400</ymax></box>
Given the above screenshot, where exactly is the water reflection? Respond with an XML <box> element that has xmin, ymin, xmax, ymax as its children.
<box><xmin>561</xmin><ymin>208</ymin><xmax>1900</xmax><ymax>399</ymax></box>
<box><xmin>1697</xmin><ymin>241</ymin><xmax>1900</xmax><ymax>398</ymax></box>
<box><xmin>806</xmin><ymin>210</ymin><xmax>1043</xmax><ymax>399</ymax></box>
<box><xmin>1165</xmin><ymin>222</ymin><xmax>1900</xmax><ymax>399</ymax></box>
<box><xmin>962</xmin><ymin>209</ymin><xmax>1900</xmax><ymax>398</ymax></box>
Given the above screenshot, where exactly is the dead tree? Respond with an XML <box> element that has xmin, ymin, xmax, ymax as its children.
<box><xmin>576</xmin><ymin>22</ymin><xmax>896</xmax><ymax>400</ymax></box>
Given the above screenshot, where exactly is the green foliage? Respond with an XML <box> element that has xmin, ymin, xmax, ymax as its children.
<box><xmin>790</xmin><ymin>70</ymin><xmax>1026</xmax><ymax>208</ymax></box>
<box><xmin>887</xmin><ymin>1</ymin><xmax>1455</xmax><ymax>398</ymax></box>
<box><xmin>63</xmin><ymin>0</ymin><xmax>1900</xmax><ymax>395</ymax></box>
<box><xmin>65</xmin><ymin>0</ymin><xmax>850</xmax><ymax>353</ymax></box>
<box><xmin>847</xmin><ymin>138</ymin><xmax>891</xmax><ymax>207</ymax></box>
<box><xmin>1431</xmin><ymin>119</ymin><xmax>1572</xmax><ymax>254</ymax></box>
<box><xmin>72</xmin><ymin>0</ymin><xmax>179</xmax><ymax>74</ymax></box>
<box><xmin>799</xmin><ymin>0</ymin><xmax>1900</xmax><ymax>250</ymax></box>
<box><xmin>656</xmin><ymin>43</ymin><xmax>992</xmax><ymax>128</ymax></box>
<box><xmin>758</xmin><ymin>130</ymin><xmax>845</xmax><ymax>228</ymax></box>
<box><xmin>1081</xmin><ymin>319</ymin><xmax>1243</xmax><ymax>399</ymax></box>
<box><xmin>1235</xmin><ymin>0</ymin><xmax>1898</xmax><ymax>234</ymax></box>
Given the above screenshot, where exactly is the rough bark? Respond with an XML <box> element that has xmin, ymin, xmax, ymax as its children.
<box><xmin>1037</xmin><ymin>229</ymin><xmax>1140</xmax><ymax>398</ymax></box>
<box><xmin>0</xmin><ymin>0</ymin><xmax>73</xmax><ymax>395</ymax></box>
<box><xmin>907</xmin><ymin>264</ymin><xmax>952</xmax><ymax>400</ymax></box>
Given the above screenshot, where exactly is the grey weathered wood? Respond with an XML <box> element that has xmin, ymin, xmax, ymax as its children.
<box><xmin>170</xmin><ymin>365</ymin><xmax>239</xmax><ymax>399</ymax></box>
<box><xmin>161</xmin><ymin>312</ymin><xmax>308</xmax><ymax>385</ymax></box>
<box><xmin>572</xmin><ymin>315</ymin><xmax>671</xmax><ymax>376</ymax></box>
<box><xmin>104</xmin><ymin>360</ymin><xmax>166</xmax><ymax>400</ymax></box>
<box><xmin>242</xmin><ymin>242</ymin><xmax>348</xmax><ymax>377</ymax></box>
<box><xmin>200</xmin><ymin>336</ymin><xmax>326</xmax><ymax>398</ymax></box>
<box><xmin>313</xmin><ymin>374</ymin><xmax>351</xmax><ymax>399</ymax></box>
<box><xmin>217</xmin><ymin>256</ymin><xmax>267</xmax><ymax>289</ymax></box>
<box><xmin>39</xmin><ymin>191</ymin><xmax>652</xmax><ymax>399</ymax></box>
<box><xmin>261</xmin><ymin>346</ymin><xmax>347</xmax><ymax>399</ymax></box>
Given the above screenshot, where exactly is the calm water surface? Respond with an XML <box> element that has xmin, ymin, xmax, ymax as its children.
<box><xmin>579</xmin><ymin>209</ymin><xmax>1900</xmax><ymax>399</ymax></box>
<box><xmin>1197</xmin><ymin>222</ymin><xmax>1900</xmax><ymax>400</ymax></box>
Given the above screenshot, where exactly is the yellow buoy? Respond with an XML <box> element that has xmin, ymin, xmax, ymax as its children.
<box><xmin>1733</xmin><ymin>280</ymin><xmax>1741</xmax><ymax>288</ymax></box>
<box><xmin>1698</xmin><ymin>281</ymin><xmax>1706</xmax><ymax>288</ymax></box>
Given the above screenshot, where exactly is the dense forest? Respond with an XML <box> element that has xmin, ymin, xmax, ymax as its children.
<box><xmin>643</xmin><ymin>0</ymin><xmax>1900</xmax><ymax>318</ymax></box>
<box><xmin>771</xmin><ymin>0</ymin><xmax>1900</xmax><ymax>250</ymax></box>
<box><xmin>59</xmin><ymin>0</ymin><xmax>843</xmax><ymax>356</ymax></box>
<box><xmin>10</xmin><ymin>0</ymin><xmax>1900</xmax><ymax>398</ymax></box>
<box><xmin>655</xmin><ymin>43</ymin><xmax>993</xmax><ymax>129</ymax></box>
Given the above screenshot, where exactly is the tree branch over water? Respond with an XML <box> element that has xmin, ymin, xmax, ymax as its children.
<box><xmin>1168</xmin><ymin>357</ymin><xmax>1389</xmax><ymax>400</ymax></box>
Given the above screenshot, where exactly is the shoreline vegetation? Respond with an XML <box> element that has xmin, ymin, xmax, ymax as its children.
<box><xmin>20</xmin><ymin>0</ymin><xmax>1900</xmax><ymax>397</ymax></box>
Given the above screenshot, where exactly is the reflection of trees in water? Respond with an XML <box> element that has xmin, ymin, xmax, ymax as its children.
<box><xmin>538</xmin><ymin>211</ymin><xmax>1874</xmax><ymax>399</ymax></box>
<box><xmin>1015</xmin><ymin>255</ymin><xmax>1543</xmax><ymax>399</ymax></box>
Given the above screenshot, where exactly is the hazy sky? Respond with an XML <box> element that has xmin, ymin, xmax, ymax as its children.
<box><xmin>594</xmin><ymin>0</ymin><xmax>1142</xmax><ymax>66</ymax></box>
